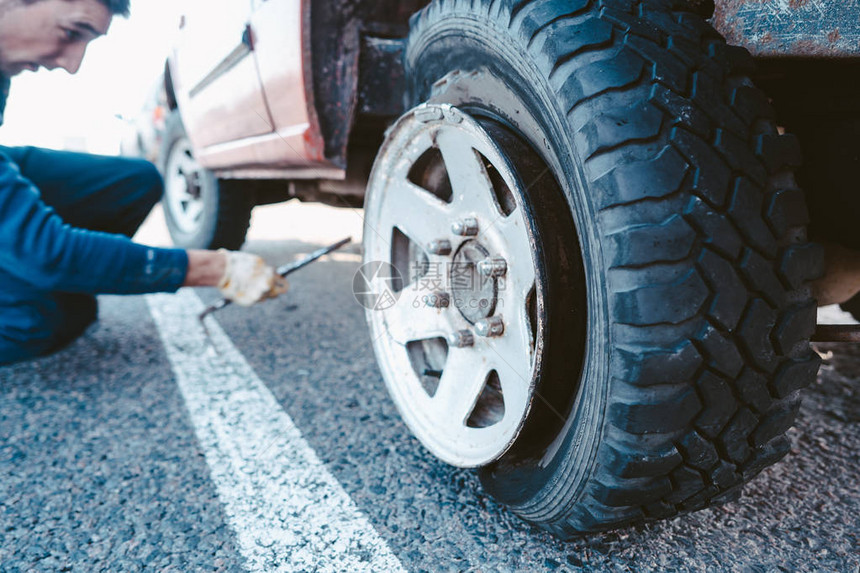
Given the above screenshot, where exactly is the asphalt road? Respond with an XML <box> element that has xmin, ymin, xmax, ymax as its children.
<box><xmin>0</xmin><ymin>201</ymin><xmax>857</xmax><ymax>572</ymax></box>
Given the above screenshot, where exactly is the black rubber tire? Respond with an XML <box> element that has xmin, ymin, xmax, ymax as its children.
<box><xmin>784</xmin><ymin>114</ymin><xmax>860</xmax><ymax>320</ymax></box>
<box><xmin>159</xmin><ymin>112</ymin><xmax>252</xmax><ymax>250</ymax></box>
<box><xmin>839</xmin><ymin>295</ymin><xmax>860</xmax><ymax>322</ymax></box>
<box><xmin>405</xmin><ymin>0</ymin><xmax>824</xmax><ymax>535</ymax></box>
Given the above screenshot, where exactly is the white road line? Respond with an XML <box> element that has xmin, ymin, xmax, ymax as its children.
<box><xmin>146</xmin><ymin>289</ymin><xmax>405</xmax><ymax>573</ymax></box>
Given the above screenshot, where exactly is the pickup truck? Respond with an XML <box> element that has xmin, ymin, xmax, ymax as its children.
<box><xmin>163</xmin><ymin>0</ymin><xmax>859</xmax><ymax>537</ymax></box>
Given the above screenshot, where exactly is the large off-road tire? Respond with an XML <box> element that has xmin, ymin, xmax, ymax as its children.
<box><xmin>159</xmin><ymin>112</ymin><xmax>252</xmax><ymax>250</ymax></box>
<box><xmin>398</xmin><ymin>0</ymin><xmax>823</xmax><ymax>535</ymax></box>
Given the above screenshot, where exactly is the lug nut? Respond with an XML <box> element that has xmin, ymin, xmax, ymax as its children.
<box><xmin>446</xmin><ymin>330</ymin><xmax>475</xmax><ymax>348</ymax></box>
<box><xmin>426</xmin><ymin>292</ymin><xmax>450</xmax><ymax>308</ymax></box>
<box><xmin>478</xmin><ymin>257</ymin><xmax>508</xmax><ymax>278</ymax></box>
<box><xmin>475</xmin><ymin>316</ymin><xmax>505</xmax><ymax>338</ymax></box>
<box><xmin>451</xmin><ymin>217</ymin><xmax>479</xmax><ymax>236</ymax></box>
<box><xmin>427</xmin><ymin>239</ymin><xmax>452</xmax><ymax>256</ymax></box>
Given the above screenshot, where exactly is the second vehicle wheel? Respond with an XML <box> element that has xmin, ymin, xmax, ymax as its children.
<box><xmin>363</xmin><ymin>0</ymin><xmax>823</xmax><ymax>536</ymax></box>
<box><xmin>160</xmin><ymin>112</ymin><xmax>252</xmax><ymax>250</ymax></box>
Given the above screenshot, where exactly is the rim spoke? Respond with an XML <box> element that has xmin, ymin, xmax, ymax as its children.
<box><xmin>184</xmin><ymin>199</ymin><xmax>204</xmax><ymax>224</ymax></box>
<box><xmin>378</xmin><ymin>180</ymin><xmax>453</xmax><ymax>248</ymax></box>
<box><xmin>495</xmin><ymin>211</ymin><xmax>537</xmax><ymax>298</ymax></box>
<box><xmin>436</xmin><ymin>126</ymin><xmax>497</xmax><ymax>216</ymax></box>
<box><xmin>483</xmin><ymin>310</ymin><xmax>534</xmax><ymax>425</ymax></box>
<box><xmin>486</xmin><ymin>311</ymin><xmax>534</xmax><ymax>390</ymax></box>
<box><xmin>380</xmin><ymin>289</ymin><xmax>452</xmax><ymax>344</ymax></box>
<box><xmin>167</xmin><ymin>179</ymin><xmax>186</xmax><ymax>202</ymax></box>
<box><xmin>173</xmin><ymin>182</ymin><xmax>193</xmax><ymax>201</ymax></box>
<box><xmin>177</xmin><ymin>149</ymin><xmax>198</xmax><ymax>176</ymax></box>
<box><xmin>432</xmin><ymin>347</ymin><xmax>492</xmax><ymax>427</ymax></box>
<box><xmin>491</xmin><ymin>354</ymin><xmax>533</xmax><ymax>427</ymax></box>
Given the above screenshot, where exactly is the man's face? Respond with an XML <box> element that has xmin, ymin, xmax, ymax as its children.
<box><xmin>0</xmin><ymin>0</ymin><xmax>112</xmax><ymax>76</ymax></box>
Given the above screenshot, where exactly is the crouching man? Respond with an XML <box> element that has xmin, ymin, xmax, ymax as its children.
<box><xmin>0</xmin><ymin>0</ymin><xmax>286</xmax><ymax>364</ymax></box>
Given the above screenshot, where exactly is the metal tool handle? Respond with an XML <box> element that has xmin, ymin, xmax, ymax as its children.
<box><xmin>274</xmin><ymin>237</ymin><xmax>352</xmax><ymax>277</ymax></box>
<box><xmin>199</xmin><ymin>237</ymin><xmax>352</xmax><ymax>323</ymax></box>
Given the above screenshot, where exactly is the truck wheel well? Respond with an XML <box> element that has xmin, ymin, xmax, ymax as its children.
<box><xmin>164</xmin><ymin>61</ymin><xmax>178</xmax><ymax>112</ymax></box>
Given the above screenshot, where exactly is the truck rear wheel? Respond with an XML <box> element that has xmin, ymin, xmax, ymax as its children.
<box><xmin>159</xmin><ymin>112</ymin><xmax>252</xmax><ymax>250</ymax></box>
<box><xmin>364</xmin><ymin>0</ymin><xmax>823</xmax><ymax>536</ymax></box>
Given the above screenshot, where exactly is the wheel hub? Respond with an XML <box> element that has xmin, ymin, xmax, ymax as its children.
<box><xmin>183</xmin><ymin>170</ymin><xmax>202</xmax><ymax>200</ymax></box>
<box><xmin>363</xmin><ymin>104</ymin><xmax>545</xmax><ymax>467</ymax></box>
<box><xmin>451</xmin><ymin>240</ymin><xmax>497</xmax><ymax>324</ymax></box>
<box><xmin>164</xmin><ymin>137</ymin><xmax>206</xmax><ymax>234</ymax></box>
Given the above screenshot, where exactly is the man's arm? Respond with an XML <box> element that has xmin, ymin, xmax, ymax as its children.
<box><xmin>184</xmin><ymin>250</ymin><xmax>226</xmax><ymax>287</ymax></box>
<box><xmin>0</xmin><ymin>152</ymin><xmax>188</xmax><ymax>294</ymax></box>
<box><xmin>0</xmin><ymin>152</ymin><xmax>286</xmax><ymax>304</ymax></box>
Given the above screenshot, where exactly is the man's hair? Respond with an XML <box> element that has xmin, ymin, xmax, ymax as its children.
<box><xmin>21</xmin><ymin>0</ymin><xmax>130</xmax><ymax>17</ymax></box>
<box><xmin>96</xmin><ymin>0</ymin><xmax>129</xmax><ymax>17</ymax></box>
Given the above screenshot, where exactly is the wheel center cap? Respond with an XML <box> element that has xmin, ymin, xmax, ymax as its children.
<box><xmin>451</xmin><ymin>240</ymin><xmax>497</xmax><ymax>324</ymax></box>
<box><xmin>183</xmin><ymin>170</ymin><xmax>202</xmax><ymax>199</ymax></box>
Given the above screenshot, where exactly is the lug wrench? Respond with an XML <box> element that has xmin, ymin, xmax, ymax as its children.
<box><xmin>198</xmin><ymin>237</ymin><xmax>352</xmax><ymax>337</ymax></box>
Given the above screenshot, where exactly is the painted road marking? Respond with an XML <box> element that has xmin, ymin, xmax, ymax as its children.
<box><xmin>146</xmin><ymin>290</ymin><xmax>405</xmax><ymax>573</ymax></box>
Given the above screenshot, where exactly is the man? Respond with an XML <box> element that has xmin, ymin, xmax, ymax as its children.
<box><xmin>0</xmin><ymin>0</ymin><xmax>287</xmax><ymax>365</ymax></box>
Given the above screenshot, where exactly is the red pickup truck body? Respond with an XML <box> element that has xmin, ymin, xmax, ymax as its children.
<box><xmin>165</xmin><ymin>0</ymin><xmax>858</xmax><ymax>191</ymax></box>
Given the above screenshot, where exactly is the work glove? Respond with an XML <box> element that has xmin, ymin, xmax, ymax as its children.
<box><xmin>217</xmin><ymin>249</ymin><xmax>290</xmax><ymax>306</ymax></box>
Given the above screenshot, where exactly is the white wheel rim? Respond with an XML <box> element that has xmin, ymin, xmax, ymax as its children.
<box><xmin>164</xmin><ymin>137</ymin><xmax>206</xmax><ymax>234</ymax></box>
<box><xmin>363</xmin><ymin>104</ymin><xmax>540</xmax><ymax>467</ymax></box>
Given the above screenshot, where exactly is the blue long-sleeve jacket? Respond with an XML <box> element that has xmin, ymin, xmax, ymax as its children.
<box><xmin>0</xmin><ymin>76</ymin><xmax>188</xmax><ymax>295</ymax></box>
